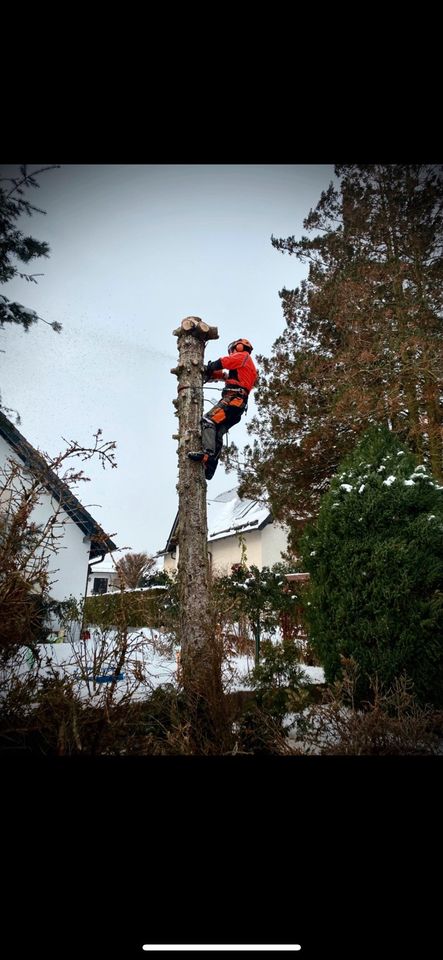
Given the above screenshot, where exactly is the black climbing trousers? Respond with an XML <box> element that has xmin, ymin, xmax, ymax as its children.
<box><xmin>202</xmin><ymin>389</ymin><xmax>247</xmax><ymax>480</ymax></box>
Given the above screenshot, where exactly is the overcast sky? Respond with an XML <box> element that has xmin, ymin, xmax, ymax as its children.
<box><xmin>0</xmin><ymin>164</ymin><xmax>336</xmax><ymax>558</ymax></box>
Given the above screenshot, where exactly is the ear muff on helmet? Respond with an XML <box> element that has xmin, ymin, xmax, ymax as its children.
<box><xmin>227</xmin><ymin>338</ymin><xmax>253</xmax><ymax>354</ymax></box>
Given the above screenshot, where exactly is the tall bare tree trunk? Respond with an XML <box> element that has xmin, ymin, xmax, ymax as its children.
<box><xmin>171</xmin><ymin>317</ymin><xmax>228</xmax><ymax>751</ymax></box>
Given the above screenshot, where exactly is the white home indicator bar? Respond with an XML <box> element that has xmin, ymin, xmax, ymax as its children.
<box><xmin>142</xmin><ymin>947</ymin><xmax>301</xmax><ymax>953</ymax></box>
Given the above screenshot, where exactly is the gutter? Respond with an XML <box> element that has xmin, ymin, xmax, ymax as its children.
<box><xmin>81</xmin><ymin>550</ymin><xmax>107</xmax><ymax>639</ymax></box>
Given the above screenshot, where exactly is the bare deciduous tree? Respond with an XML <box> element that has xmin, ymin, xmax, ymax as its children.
<box><xmin>115</xmin><ymin>551</ymin><xmax>156</xmax><ymax>589</ymax></box>
<box><xmin>0</xmin><ymin>425</ymin><xmax>116</xmax><ymax>655</ymax></box>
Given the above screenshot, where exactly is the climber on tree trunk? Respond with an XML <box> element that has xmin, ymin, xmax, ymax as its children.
<box><xmin>188</xmin><ymin>338</ymin><xmax>258</xmax><ymax>481</ymax></box>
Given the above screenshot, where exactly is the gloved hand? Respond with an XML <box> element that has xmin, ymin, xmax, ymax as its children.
<box><xmin>203</xmin><ymin>360</ymin><xmax>219</xmax><ymax>381</ymax></box>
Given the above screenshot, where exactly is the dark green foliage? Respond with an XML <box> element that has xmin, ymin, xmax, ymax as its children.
<box><xmin>300</xmin><ymin>426</ymin><xmax>443</xmax><ymax>705</ymax></box>
<box><xmin>83</xmin><ymin>588</ymin><xmax>169</xmax><ymax>629</ymax></box>
<box><xmin>152</xmin><ymin>573</ymin><xmax>179</xmax><ymax>634</ymax></box>
<box><xmin>139</xmin><ymin>568</ymin><xmax>172</xmax><ymax>588</ymax></box>
<box><xmin>83</xmin><ymin>573</ymin><xmax>179</xmax><ymax>638</ymax></box>
<box><xmin>214</xmin><ymin>562</ymin><xmax>302</xmax><ymax>641</ymax></box>
<box><xmin>0</xmin><ymin>164</ymin><xmax>62</xmax><ymax>336</ymax></box>
<box><xmin>248</xmin><ymin>638</ymin><xmax>309</xmax><ymax>725</ymax></box>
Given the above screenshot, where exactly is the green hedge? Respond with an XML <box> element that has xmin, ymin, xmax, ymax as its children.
<box><xmin>300</xmin><ymin>426</ymin><xmax>443</xmax><ymax>706</ymax></box>
<box><xmin>83</xmin><ymin>589</ymin><xmax>167</xmax><ymax>629</ymax></box>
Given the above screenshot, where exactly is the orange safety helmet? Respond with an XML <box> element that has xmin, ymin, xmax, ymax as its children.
<box><xmin>227</xmin><ymin>338</ymin><xmax>253</xmax><ymax>354</ymax></box>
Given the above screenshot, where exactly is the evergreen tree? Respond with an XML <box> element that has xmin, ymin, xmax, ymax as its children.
<box><xmin>0</xmin><ymin>164</ymin><xmax>62</xmax><ymax>335</ymax></box>
<box><xmin>239</xmin><ymin>165</ymin><xmax>443</xmax><ymax>546</ymax></box>
<box><xmin>215</xmin><ymin>562</ymin><xmax>301</xmax><ymax>646</ymax></box>
<box><xmin>299</xmin><ymin>426</ymin><xmax>443</xmax><ymax>706</ymax></box>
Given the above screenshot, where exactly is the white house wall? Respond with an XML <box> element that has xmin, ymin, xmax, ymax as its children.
<box><xmin>163</xmin><ymin>552</ymin><xmax>176</xmax><ymax>575</ymax></box>
<box><xmin>209</xmin><ymin>528</ymin><xmax>263</xmax><ymax>574</ymax></box>
<box><xmin>0</xmin><ymin>434</ymin><xmax>16</xmax><ymax>508</ymax></box>
<box><xmin>162</xmin><ymin>523</ymin><xmax>290</xmax><ymax>577</ymax></box>
<box><xmin>0</xmin><ymin>434</ymin><xmax>90</xmax><ymax>603</ymax></box>
<box><xmin>86</xmin><ymin>567</ymin><xmax>120</xmax><ymax>596</ymax></box>
<box><xmin>31</xmin><ymin>495</ymin><xmax>91</xmax><ymax>602</ymax></box>
<box><xmin>260</xmin><ymin>521</ymin><xmax>290</xmax><ymax>568</ymax></box>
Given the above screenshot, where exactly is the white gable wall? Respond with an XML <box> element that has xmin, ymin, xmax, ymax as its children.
<box><xmin>261</xmin><ymin>521</ymin><xmax>290</xmax><ymax>568</ymax></box>
<box><xmin>31</xmin><ymin>495</ymin><xmax>91</xmax><ymax>602</ymax></box>
<box><xmin>0</xmin><ymin>434</ymin><xmax>90</xmax><ymax>603</ymax></box>
<box><xmin>209</xmin><ymin>528</ymin><xmax>263</xmax><ymax>575</ymax></box>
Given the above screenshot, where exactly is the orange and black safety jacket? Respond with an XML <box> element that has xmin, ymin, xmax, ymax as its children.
<box><xmin>208</xmin><ymin>352</ymin><xmax>258</xmax><ymax>396</ymax></box>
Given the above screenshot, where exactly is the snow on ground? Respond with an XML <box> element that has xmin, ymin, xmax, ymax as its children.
<box><xmin>283</xmin><ymin>707</ymin><xmax>349</xmax><ymax>754</ymax></box>
<box><xmin>1</xmin><ymin>629</ymin><xmax>177</xmax><ymax>706</ymax></box>
<box><xmin>3</xmin><ymin>627</ymin><xmax>324</xmax><ymax>706</ymax></box>
<box><xmin>224</xmin><ymin>655</ymin><xmax>324</xmax><ymax>692</ymax></box>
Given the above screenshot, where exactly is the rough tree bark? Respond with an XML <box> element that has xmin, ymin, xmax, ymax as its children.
<box><xmin>171</xmin><ymin>316</ymin><xmax>227</xmax><ymax>749</ymax></box>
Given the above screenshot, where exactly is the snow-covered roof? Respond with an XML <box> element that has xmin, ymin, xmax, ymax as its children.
<box><xmin>163</xmin><ymin>487</ymin><xmax>271</xmax><ymax>553</ymax></box>
<box><xmin>207</xmin><ymin>487</ymin><xmax>271</xmax><ymax>542</ymax></box>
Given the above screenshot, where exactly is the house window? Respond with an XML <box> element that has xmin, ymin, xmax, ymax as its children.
<box><xmin>93</xmin><ymin>577</ymin><xmax>108</xmax><ymax>595</ymax></box>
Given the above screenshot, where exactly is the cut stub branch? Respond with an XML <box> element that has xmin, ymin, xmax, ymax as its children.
<box><xmin>172</xmin><ymin>316</ymin><xmax>227</xmax><ymax>749</ymax></box>
<box><xmin>173</xmin><ymin>316</ymin><xmax>219</xmax><ymax>341</ymax></box>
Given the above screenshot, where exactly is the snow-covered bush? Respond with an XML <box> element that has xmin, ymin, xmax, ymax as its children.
<box><xmin>300</xmin><ymin>426</ymin><xmax>443</xmax><ymax>705</ymax></box>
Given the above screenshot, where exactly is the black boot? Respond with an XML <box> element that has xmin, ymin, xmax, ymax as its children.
<box><xmin>204</xmin><ymin>455</ymin><xmax>218</xmax><ymax>480</ymax></box>
<box><xmin>188</xmin><ymin>451</ymin><xmax>209</xmax><ymax>464</ymax></box>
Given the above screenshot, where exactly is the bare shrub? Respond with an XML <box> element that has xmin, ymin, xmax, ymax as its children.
<box><xmin>0</xmin><ymin>429</ymin><xmax>116</xmax><ymax>655</ymax></box>
<box><xmin>232</xmin><ymin>703</ymin><xmax>296</xmax><ymax>755</ymax></box>
<box><xmin>298</xmin><ymin>659</ymin><xmax>443</xmax><ymax>755</ymax></box>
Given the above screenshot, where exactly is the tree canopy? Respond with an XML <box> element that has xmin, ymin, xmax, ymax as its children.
<box><xmin>0</xmin><ymin>164</ymin><xmax>62</xmax><ymax>334</ymax></box>
<box><xmin>239</xmin><ymin>165</ymin><xmax>443</xmax><ymax>547</ymax></box>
